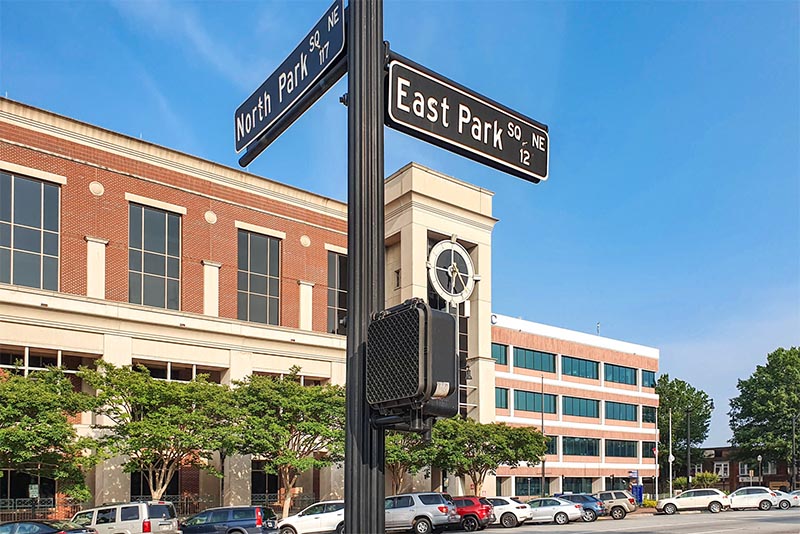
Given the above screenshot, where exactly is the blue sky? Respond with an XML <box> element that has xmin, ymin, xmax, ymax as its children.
<box><xmin>1</xmin><ymin>0</ymin><xmax>798</xmax><ymax>446</ymax></box>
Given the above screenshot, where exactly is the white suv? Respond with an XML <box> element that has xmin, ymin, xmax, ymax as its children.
<box><xmin>277</xmin><ymin>501</ymin><xmax>344</xmax><ymax>534</ymax></box>
<box><xmin>72</xmin><ymin>501</ymin><xmax>179</xmax><ymax>534</ymax></box>
<box><xmin>728</xmin><ymin>486</ymin><xmax>779</xmax><ymax>511</ymax></box>
<box><xmin>385</xmin><ymin>493</ymin><xmax>460</xmax><ymax>534</ymax></box>
<box><xmin>486</xmin><ymin>497</ymin><xmax>531</xmax><ymax>528</ymax></box>
<box><xmin>656</xmin><ymin>488</ymin><xmax>729</xmax><ymax>514</ymax></box>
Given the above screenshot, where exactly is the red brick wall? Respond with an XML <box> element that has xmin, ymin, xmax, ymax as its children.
<box><xmin>0</xmin><ymin>123</ymin><xmax>347</xmax><ymax>333</ymax></box>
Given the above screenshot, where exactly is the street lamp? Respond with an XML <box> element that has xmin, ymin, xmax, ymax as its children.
<box><xmin>792</xmin><ymin>412</ymin><xmax>799</xmax><ymax>491</ymax></box>
<box><xmin>757</xmin><ymin>454</ymin><xmax>763</xmax><ymax>486</ymax></box>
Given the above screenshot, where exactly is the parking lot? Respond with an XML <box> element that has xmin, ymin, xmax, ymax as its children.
<box><xmin>501</xmin><ymin>508</ymin><xmax>800</xmax><ymax>534</ymax></box>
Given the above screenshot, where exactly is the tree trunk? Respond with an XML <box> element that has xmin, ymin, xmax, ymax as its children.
<box><xmin>280</xmin><ymin>467</ymin><xmax>298</xmax><ymax>519</ymax></box>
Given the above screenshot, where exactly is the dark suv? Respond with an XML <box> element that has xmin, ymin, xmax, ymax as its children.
<box><xmin>556</xmin><ymin>494</ymin><xmax>606</xmax><ymax>522</ymax></box>
<box><xmin>181</xmin><ymin>506</ymin><xmax>278</xmax><ymax>534</ymax></box>
<box><xmin>451</xmin><ymin>497</ymin><xmax>494</xmax><ymax>531</ymax></box>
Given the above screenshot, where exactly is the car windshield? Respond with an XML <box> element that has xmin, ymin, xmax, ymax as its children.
<box><xmin>511</xmin><ymin>498</ymin><xmax>526</xmax><ymax>505</ymax></box>
<box><xmin>148</xmin><ymin>504</ymin><xmax>176</xmax><ymax>519</ymax></box>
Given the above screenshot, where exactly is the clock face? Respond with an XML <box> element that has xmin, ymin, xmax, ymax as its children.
<box><xmin>428</xmin><ymin>240</ymin><xmax>475</xmax><ymax>304</ymax></box>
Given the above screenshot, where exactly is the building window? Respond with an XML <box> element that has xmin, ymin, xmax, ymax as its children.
<box><xmin>545</xmin><ymin>436</ymin><xmax>558</xmax><ymax>455</ymax></box>
<box><xmin>643</xmin><ymin>441</ymin><xmax>657</xmax><ymax>458</ymax></box>
<box><xmin>514</xmin><ymin>390</ymin><xmax>556</xmax><ymax>413</ymax></box>
<box><xmin>562</xmin><ymin>437</ymin><xmax>599</xmax><ymax>456</ymax></box>
<box><xmin>491</xmin><ymin>343</ymin><xmax>508</xmax><ymax>365</ymax></box>
<box><xmin>606</xmin><ymin>401</ymin><xmax>637</xmax><ymax>421</ymax></box>
<box><xmin>0</xmin><ymin>172</ymin><xmax>59</xmax><ymax>290</ymax></box>
<box><xmin>513</xmin><ymin>347</ymin><xmax>555</xmax><ymax>373</ymax></box>
<box><xmin>562</xmin><ymin>396</ymin><xmax>599</xmax><ymax>418</ymax></box>
<box><xmin>606</xmin><ymin>439</ymin><xmax>638</xmax><ymax>458</ymax></box>
<box><xmin>764</xmin><ymin>461</ymin><xmax>777</xmax><ymax>475</ymax></box>
<box><xmin>605</xmin><ymin>363</ymin><xmax>637</xmax><ymax>385</ymax></box>
<box><xmin>562</xmin><ymin>355</ymin><xmax>598</xmax><ymax>379</ymax></box>
<box><xmin>642</xmin><ymin>370</ymin><xmax>656</xmax><ymax>388</ymax></box>
<box><xmin>642</xmin><ymin>405</ymin><xmax>657</xmax><ymax>423</ymax></box>
<box><xmin>327</xmin><ymin>251</ymin><xmax>347</xmax><ymax>335</ymax></box>
<box><xmin>495</xmin><ymin>387</ymin><xmax>508</xmax><ymax>409</ymax></box>
<box><xmin>237</xmin><ymin>230</ymin><xmax>280</xmax><ymax>325</ymax></box>
<box><xmin>563</xmin><ymin>477</ymin><xmax>593</xmax><ymax>494</ymax></box>
<box><xmin>128</xmin><ymin>204</ymin><xmax>180</xmax><ymax>310</ymax></box>
<box><xmin>739</xmin><ymin>463</ymin><xmax>749</xmax><ymax>476</ymax></box>
<box><xmin>714</xmin><ymin>462</ymin><xmax>729</xmax><ymax>478</ymax></box>
<box><xmin>514</xmin><ymin>477</ymin><xmax>542</xmax><ymax>496</ymax></box>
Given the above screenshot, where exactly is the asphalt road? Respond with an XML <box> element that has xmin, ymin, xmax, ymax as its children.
<box><xmin>499</xmin><ymin>508</ymin><xmax>800</xmax><ymax>534</ymax></box>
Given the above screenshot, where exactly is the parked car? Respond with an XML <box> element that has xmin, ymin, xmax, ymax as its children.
<box><xmin>526</xmin><ymin>497</ymin><xmax>583</xmax><ymax>525</ymax></box>
<box><xmin>277</xmin><ymin>500</ymin><xmax>344</xmax><ymax>534</ymax></box>
<box><xmin>451</xmin><ymin>497</ymin><xmax>494</xmax><ymax>531</ymax></box>
<box><xmin>72</xmin><ymin>501</ymin><xmax>179</xmax><ymax>534</ymax></box>
<box><xmin>791</xmin><ymin>490</ymin><xmax>800</xmax><ymax>497</ymax></box>
<box><xmin>728</xmin><ymin>486</ymin><xmax>779</xmax><ymax>511</ymax></box>
<box><xmin>656</xmin><ymin>488</ymin><xmax>729</xmax><ymax>514</ymax></box>
<box><xmin>384</xmin><ymin>492</ymin><xmax>460</xmax><ymax>534</ymax></box>
<box><xmin>595</xmin><ymin>489</ymin><xmax>637</xmax><ymax>519</ymax></box>
<box><xmin>556</xmin><ymin>493</ymin><xmax>606</xmax><ymax>522</ymax></box>
<box><xmin>180</xmin><ymin>506</ymin><xmax>277</xmax><ymax>534</ymax></box>
<box><xmin>771</xmin><ymin>490</ymin><xmax>799</xmax><ymax>509</ymax></box>
<box><xmin>485</xmin><ymin>496</ymin><xmax>531</xmax><ymax>528</ymax></box>
<box><xmin>0</xmin><ymin>521</ymin><xmax>97</xmax><ymax>534</ymax></box>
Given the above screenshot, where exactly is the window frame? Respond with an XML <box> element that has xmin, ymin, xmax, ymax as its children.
<box><xmin>326</xmin><ymin>250</ymin><xmax>348</xmax><ymax>335</ymax></box>
<box><xmin>561</xmin><ymin>355</ymin><xmax>599</xmax><ymax>380</ymax></box>
<box><xmin>562</xmin><ymin>395</ymin><xmax>600</xmax><ymax>418</ymax></box>
<box><xmin>514</xmin><ymin>389</ymin><xmax>557</xmax><ymax>414</ymax></box>
<box><xmin>606</xmin><ymin>400</ymin><xmax>638</xmax><ymax>422</ymax></box>
<box><xmin>495</xmin><ymin>387</ymin><xmax>509</xmax><ymax>409</ymax></box>
<box><xmin>491</xmin><ymin>343</ymin><xmax>508</xmax><ymax>365</ymax></box>
<box><xmin>237</xmin><ymin>229</ymin><xmax>281</xmax><ymax>325</ymax></box>
<box><xmin>605</xmin><ymin>363</ymin><xmax>637</xmax><ymax>385</ymax></box>
<box><xmin>128</xmin><ymin>203</ymin><xmax>181</xmax><ymax>310</ymax></box>
<box><xmin>512</xmin><ymin>347</ymin><xmax>555</xmax><ymax>373</ymax></box>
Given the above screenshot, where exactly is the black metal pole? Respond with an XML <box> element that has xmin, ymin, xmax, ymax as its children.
<box><xmin>344</xmin><ymin>1</ymin><xmax>385</xmax><ymax>533</ymax></box>
<box><xmin>686</xmin><ymin>410</ymin><xmax>691</xmax><ymax>488</ymax></box>
<box><xmin>792</xmin><ymin>413</ymin><xmax>797</xmax><ymax>491</ymax></box>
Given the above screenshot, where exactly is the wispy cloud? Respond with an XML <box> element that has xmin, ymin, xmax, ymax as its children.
<box><xmin>135</xmin><ymin>65</ymin><xmax>197</xmax><ymax>150</ymax></box>
<box><xmin>110</xmin><ymin>0</ymin><xmax>256</xmax><ymax>91</ymax></box>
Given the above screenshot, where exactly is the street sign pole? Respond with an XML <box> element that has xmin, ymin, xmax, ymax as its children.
<box><xmin>344</xmin><ymin>1</ymin><xmax>385</xmax><ymax>533</ymax></box>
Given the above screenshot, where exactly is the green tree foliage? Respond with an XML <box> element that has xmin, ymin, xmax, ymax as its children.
<box><xmin>234</xmin><ymin>368</ymin><xmax>345</xmax><ymax>518</ymax></box>
<box><xmin>385</xmin><ymin>431</ymin><xmax>431</xmax><ymax>496</ymax></box>
<box><xmin>729</xmin><ymin>347</ymin><xmax>800</xmax><ymax>465</ymax></box>
<box><xmin>692</xmin><ymin>471</ymin><xmax>720</xmax><ymax>488</ymax></box>
<box><xmin>655</xmin><ymin>374</ymin><xmax>714</xmax><ymax>482</ymax></box>
<box><xmin>429</xmin><ymin>417</ymin><xmax>546</xmax><ymax>495</ymax></box>
<box><xmin>79</xmin><ymin>361</ymin><xmax>235</xmax><ymax>499</ymax></box>
<box><xmin>0</xmin><ymin>368</ymin><xmax>97</xmax><ymax>500</ymax></box>
<box><xmin>672</xmin><ymin>476</ymin><xmax>689</xmax><ymax>491</ymax></box>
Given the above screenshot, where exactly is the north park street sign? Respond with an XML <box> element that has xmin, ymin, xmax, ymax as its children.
<box><xmin>234</xmin><ymin>0</ymin><xmax>345</xmax><ymax>153</ymax></box>
<box><xmin>386</xmin><ymin>56</ymin><xmax>549</xmax><ymax>183</ymax></box>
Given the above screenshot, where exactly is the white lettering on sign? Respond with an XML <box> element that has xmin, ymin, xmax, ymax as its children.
<box><xmin>327</xmin><ymin>4</ymin><xmax>339</xmax><ymax>30</ymax></box>
<box><xmin>236</xmin><ymin>91</ymin><xmax>272</xmax><ymax>141</ymax></box>
<box><xmin>278</xmin><ymin>53</ymin><xmax>309</xmax><ymax>103</ymax></box>
<box><xmin>458</xmin><ymin>104</ymin><xmax>503</xmax><ymax>150</ymax></box>
<box><xmin>394</xmin><ymin>77</ymin><xmax>451</xmax><ymax>128</ymax></box>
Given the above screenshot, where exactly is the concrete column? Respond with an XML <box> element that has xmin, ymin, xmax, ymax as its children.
<box><xmin>202</xmin><ymin>261</ymin><xmax>222</xmax><ymax>317</ymax></box>
<box><xmin>85</xmin><ymin>236</ymin><xmax>108</xmax><ymax>299</ymax></box>
<box><xmin>298</xmin><ymin>280</ymin><xmax>315</xmax><ymax>330</ymax></box>
<box><xmin>469</xmin><ymin>243</ymin><xmax>495</xmax><ymax>423</ymax></box>
<box><xmin>223</xmin><ymin>350</ymin><xmax>254</xmax><ymax>505</ymax></box>
<box><xmin>399</xmin><ymin>223</ymin><xmax>428</xmax><ymax>301</ymax></box>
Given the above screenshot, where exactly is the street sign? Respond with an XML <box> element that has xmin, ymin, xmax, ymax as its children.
<box><xmin>386</xmin><ymin>55</ymin><xmax>549</xmax><ymax>183</ymax></box>
<box><xmin>234</xmin><ymin>0</ymin><xmax>345</xmax><ymax>154</ymax></box>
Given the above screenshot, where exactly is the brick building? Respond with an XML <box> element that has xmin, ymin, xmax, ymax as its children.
<box><xmin>0</xmin><ymin>97</ymin><xmax>659</xmax><ymax>507</ymax></box>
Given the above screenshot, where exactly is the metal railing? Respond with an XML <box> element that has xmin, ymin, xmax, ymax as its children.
<box><xmin>0</xmin><ymin>498</ymin><xmax>86</xmax><ymax>521</ymax></box>
<box><xmin>131</xmin><ymin>495</ymin><xmax>218</xmax><ymax>517</ymax></box>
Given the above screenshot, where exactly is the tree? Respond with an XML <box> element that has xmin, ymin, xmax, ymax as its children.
<box><xmin>0</xmin><ymin>368</ymin><xmax>97</xmax><ymax>500</ymax></box>
<box><xmin>655</xmin><ymin>374</ymin><xmax>714</xmax><ymax>482</ymax></box>
<box><xmin>729</xmin><ymin>347</ymin><xmax>800</xmax><ymax>466</ymax></box>
<box><xmin>692</xmin><ymin>471</ymin><xmax>720</xmax><ymax>488</ymax></box>
<box><xmin>79</xmin><ymin>361</ymin><xmax>236</xmax><ymax>499</ymax></box>
<box><xmin>234</xmin><ymin>368</ymin><xmax>345</xmax><ymax>518</ymax></box>
<box><xmin>385</xmin><ymin>431</ymin><xmax>431</xmax><ymax>495</ymax></box>
<box><xmin>429</xmin><ymin>417</ymin><xmax>546</xmax><ymax>495</ymax></box>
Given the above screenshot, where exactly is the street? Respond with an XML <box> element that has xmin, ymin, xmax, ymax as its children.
<box><xmin>501</xmin><ymin>509</ymin><xmax>800</xmax><ymax>534</ymax></box>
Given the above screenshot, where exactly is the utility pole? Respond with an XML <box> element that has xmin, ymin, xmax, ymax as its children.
<box><xmin>541</xmin><ymin>375</ymin><xmax>546</xmax><ymax>496</ymax></box>
<box><xmin>655</xmin><ymin>408</ymin><xmax>659</xmax><ymax>499</ymax></box>
<box><xmin>793</xmin><ymin>412</ymin><xmax>798</xmax><ymax>491</ymax></box>
<box><xmin>686</xmin><ymin>410</ymin><xmax>691</xmax><ymax>488</ymax></box>
<box><xmin>669</xmin><ymin>409</ymin><xmax>673</xmax><ymax>497</ymax></box>
<box><xmin>344</xmin><ymin>1</ymin><xmax>385</xmax><ymax>533</ymax></box>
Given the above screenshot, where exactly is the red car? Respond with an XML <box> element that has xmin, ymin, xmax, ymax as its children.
<box><xmin>452</xmin><ymin>496</ymin><xmax>494</xmax><ymax>531</ymax></box>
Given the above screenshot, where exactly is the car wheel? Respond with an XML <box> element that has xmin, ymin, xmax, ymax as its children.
<box><xmin>500</xmin><ymin>513</ymin><xmax>518</xmax><ymax>528</ymax></box>
<box><xmin>779</xmin><ymin>500</ymin><xmax>790</xmax><ymax>510</ymax></box>
<box><xmin>462</xmin><ymin>516</ymin><xmax>480</xmax><ymax>532</ymax></box>
<box><xmin>336</xmin><ymin>523</ymin><xmax>345</xmax><ymax>534</ymax></box>
<box><xmin>611</xmin><ymin>506</ymin><xmax>626</xmax><ymax>520</ymax></box>
<box><xmin>279</xmin><ymin>528</ymin><xmax>296</xmax><ymax>534</ymax></box>
<box><xmin>759</xmin><ymin>500</ymin><xmax>772</xmax><ymax>511</ymax></box>
<box><xmin>664</xmin><ymin>503</ymin><xmax>677</xmax><ymax>515</ymax></box>
<box><xmin>581</xmin><ymin>509</ymin><xmax>597</xmax><ymax>522</ymax></box>
<box><xmin>708</xmin><ymin>501</ymin><xmax>722</xmax><ymax>513</ymax></box>
<box><xmin>554</xmin><ymin>512</ymin><xmax>569</xmax><ymax>525</ymax></box>
<box><xmin>413</xmin><ymin>517</ymin><xmax>432</xmax><ymax>534</ymax></box>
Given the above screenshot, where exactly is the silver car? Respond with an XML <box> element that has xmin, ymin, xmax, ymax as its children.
<box><xmin>526</xmin><ymin>497</ymin><xmax>583</xmax><ymax>525</ymax></box>
<box><xmin>384</xmin><ymin>493</ymin><xmax>460</xmax><ymax>534</ymax></box>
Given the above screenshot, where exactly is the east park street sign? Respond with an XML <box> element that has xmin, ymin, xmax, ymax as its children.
<box><xmin>234</xmin><ymin>0</ymin><xmax>345</xmax><ymax>154</ymax></box>
<box><xmin>386</xmin><ymin>55</ymin><xmax>549</xmax><ymax>183</ymax></box>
